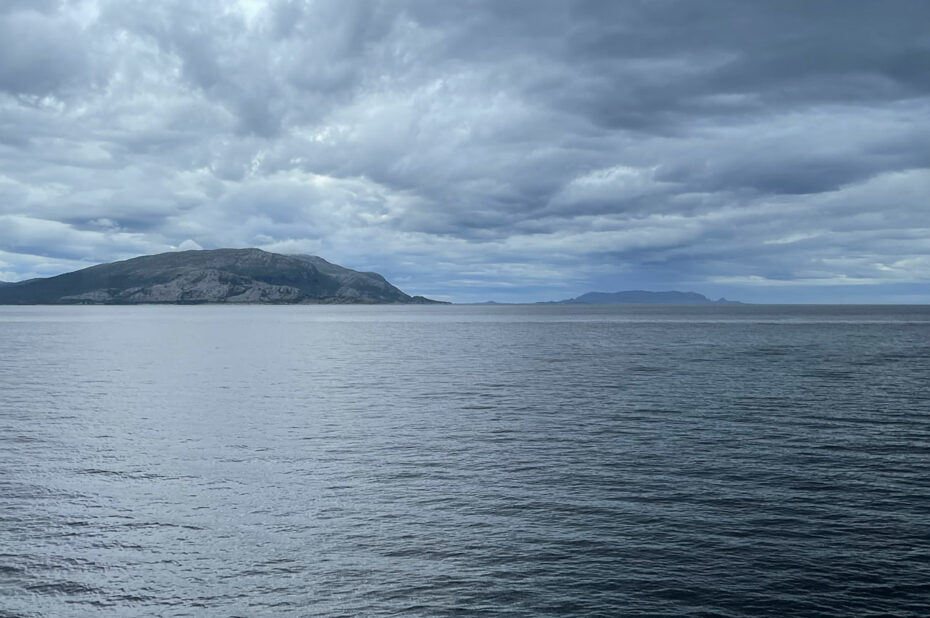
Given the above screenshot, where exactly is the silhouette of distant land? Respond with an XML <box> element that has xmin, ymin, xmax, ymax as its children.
<box><xmin>552</xmin><ymin>290</ymin><xmax>741</xmax><ymax>305</ymax></box>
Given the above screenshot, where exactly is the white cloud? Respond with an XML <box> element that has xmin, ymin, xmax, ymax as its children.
<box><xmin>176</xmin><ymin>238</ymin><xmax>203</xmax><ymax>251</ymax></box>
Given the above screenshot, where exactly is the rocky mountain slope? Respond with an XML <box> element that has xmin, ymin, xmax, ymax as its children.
<box><xmin>0</xmin><ymin>249</ymin><xmax>442</xmax><ymax>304</ymax></box>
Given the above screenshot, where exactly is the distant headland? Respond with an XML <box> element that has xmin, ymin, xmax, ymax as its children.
<box><xmin>0</xmin><ymin>249</ymin><xmax>445</xmax><ymax>305</ymax></box>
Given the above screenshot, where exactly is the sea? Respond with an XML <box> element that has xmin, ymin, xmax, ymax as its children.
<box><xmin>1</xmin><ymin>304</ymin><xmax>928</xmax><ymax>617</ymax></box>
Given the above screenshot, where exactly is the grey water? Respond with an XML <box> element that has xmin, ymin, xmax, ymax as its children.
<box><xmin>1</xmin><ymin>304</ymin><xmax>929</xmax><ymax>617</ymax></box>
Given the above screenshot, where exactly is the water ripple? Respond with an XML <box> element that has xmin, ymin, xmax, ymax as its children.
<box><xmin>1</xmin><ymin>305</ymin><xmax>929</xmax><ymax>616</ymax></box>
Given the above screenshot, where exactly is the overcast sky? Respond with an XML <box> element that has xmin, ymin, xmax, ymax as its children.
<box><xmin>1</xmin><ymin>0</ymin><xmax>928</xmax><ymax>302</ymax></box>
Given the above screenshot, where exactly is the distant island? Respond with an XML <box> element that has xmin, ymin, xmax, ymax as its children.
<box><xmin>550</xmin><ymin>290</ymin><xmax>741</xmax><ymax>305</ymax></box>
<box><xmin>0</xmin><ymin>249</ymin><xmax>444</xmax><ymax>305</ymax></box>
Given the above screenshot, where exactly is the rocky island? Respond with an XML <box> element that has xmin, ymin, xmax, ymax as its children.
<box><xmin>0</xmin><ymin>248</ymin><xmax>443</xmax><ymax>305</ymax></box>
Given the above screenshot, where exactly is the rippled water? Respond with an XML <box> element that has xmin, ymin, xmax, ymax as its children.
<box><xmin>1</xmin><ymin>304</ymin><xmax>929</xmax><ymax>617</ymax></box>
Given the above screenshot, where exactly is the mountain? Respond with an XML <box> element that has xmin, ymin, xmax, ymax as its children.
<box><xmin>557</xmin><ymin>290</ymin><xmax>740</xmax><ymax>305</ymax></box>
<box><xmin>0</xmin><ymin>249</ymin><xmax>443</xmax><ymax>305</ymax></box>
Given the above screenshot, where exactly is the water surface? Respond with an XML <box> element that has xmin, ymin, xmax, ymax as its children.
<box><xmin>1</xmin><ymin>305</ymin><xmax>929</xmax><ymax>616</ymax></box>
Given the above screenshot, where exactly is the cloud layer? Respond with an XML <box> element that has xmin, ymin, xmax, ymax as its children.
<box><xmin>1</xmin><ymin>0</ymin><xmax>928</xmax><ymax>302</ymax></box>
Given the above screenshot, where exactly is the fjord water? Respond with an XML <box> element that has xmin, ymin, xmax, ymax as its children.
<box><xmin>1</xmin><ymin>305</ymin><xmax>928</xmax><ymax>617</ymax></box>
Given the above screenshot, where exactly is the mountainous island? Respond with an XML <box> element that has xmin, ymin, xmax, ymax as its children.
<box><xmin>554</xmin><ymin>291</ymin><xmax>740</xmax><ymax>305</ymax></box>
<box><xmin>0</xmin><ymin>249</ymin><xmax>442</xmax><ymax>305</ymax></box>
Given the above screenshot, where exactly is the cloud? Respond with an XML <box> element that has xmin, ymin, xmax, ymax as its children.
<box><xmin>0</xmin><ymin>7</ymin><xmax>91</xmax><ymax>97</ymax></box>
<box><xmin>176</xmin><ymin>238</ymin><xmax>203</xmax><ymax>251</ymax></box>
<box><xmin>0</xmin><ymin>0</ymin><xmax>928</xmax><ymax>302</ymax></box>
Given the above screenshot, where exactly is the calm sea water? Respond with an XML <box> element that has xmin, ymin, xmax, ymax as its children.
<box><xmin>1</xmin><ymin>305</ymin><xmax>929</xmax><ymax>617</ymax></box>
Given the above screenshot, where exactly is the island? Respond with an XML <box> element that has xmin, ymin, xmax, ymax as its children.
<box><xmin>552</xmin><ymin>290</ymin><xmax>740</xmax><ymax>305</ymax></box>
<box><xmin>0</xmin><ymin>248</ymin><xmax>444</xmax><ymax>305</ymax></box>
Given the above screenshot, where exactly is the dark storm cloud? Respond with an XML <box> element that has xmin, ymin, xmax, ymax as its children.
<box><xmin>0</xmin><ymin>0</ymin><xmax>928</xmax><ymax>301</ymax></box>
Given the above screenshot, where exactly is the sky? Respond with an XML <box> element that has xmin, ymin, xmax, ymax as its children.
<box><xmin>1</xmin><ymin>0</ymin><xmax>928</xmax><ymax>303</ymax></box>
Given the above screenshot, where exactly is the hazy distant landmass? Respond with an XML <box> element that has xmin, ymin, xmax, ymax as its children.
<box><xmin>555</xmin><ymin>291</ymin><xmax>741</xmax><ymax>305</ymax></box>
<box><xmin>0</xmin><ymin>249</ymin><xmax>443</xmax><ymax>305</ymax></box>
